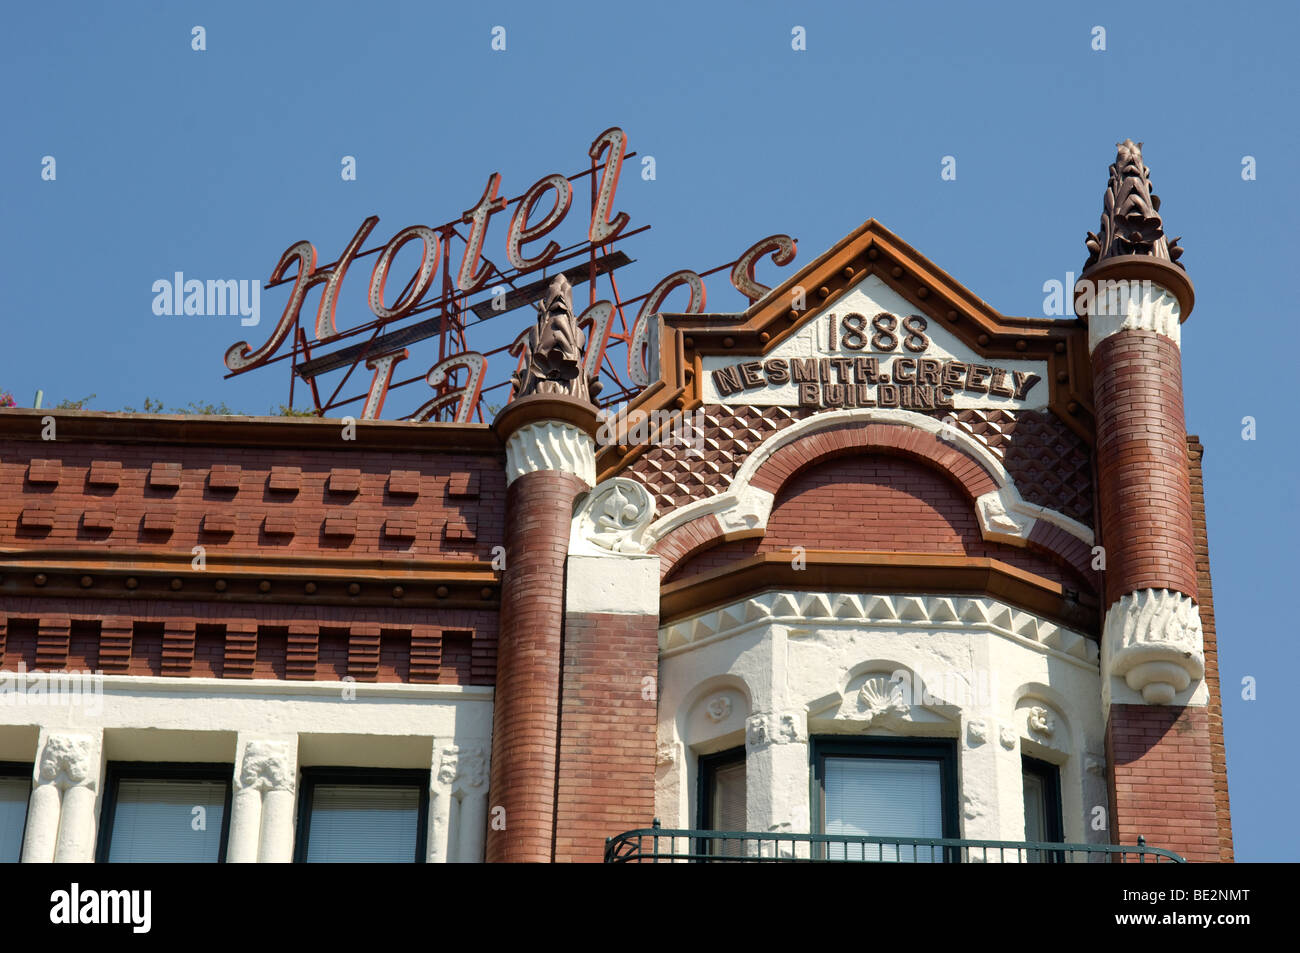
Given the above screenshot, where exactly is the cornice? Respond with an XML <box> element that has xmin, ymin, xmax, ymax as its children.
<box><xmin>0</xmin><ymin>548</ymin><xmax>499</xmax><ymax>609</ymax></box>
<box><xmin>659</xmin><ymin>549</ymin><xmax>1099</xmax><ymax>635</ymax></box>
<box><xmin>0</xmin><ymin>409</ymin><xmax>502</xmax><ymax>455</ymax></box>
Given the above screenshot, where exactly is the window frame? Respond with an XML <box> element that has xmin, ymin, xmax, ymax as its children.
<box><xmin>95</xmin><ymin>761</ymin><xmax>234</xmax><ymax>863</ymax></box>
<box><xmin>695</xmin><ymin>747</ymin><xmax>746</xmax><ymax>859</ymax></box>
<box><xmin>0</xmin><ymin>761</ymin><xmax>33</xmax><ymax>863</ymax></box>
<box><xmin>1021</xmin><ymin>754</ymin><xmax>1065</xmax><ymax>862</ymax></box>
<box><xmin>294</xmin><ymin>766</ymin><xmax>430</xmax><ymax>864</ymax></box>
<box><xmin>810</xmin><ymin>736</ymin><xmax>960</xmax><ymax>860</ymax></box>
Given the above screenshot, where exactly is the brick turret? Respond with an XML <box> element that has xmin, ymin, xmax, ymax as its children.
<box><xmin>1076</xmin><ymin>140</ymin><xmax>1224</xmax><ymax>861</ymax></box>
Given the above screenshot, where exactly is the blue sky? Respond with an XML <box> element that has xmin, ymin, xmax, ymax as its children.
<box><xmin>2</xmin><ymin>1</ymin><xmax>1296</xmax><ymax>860</ymax></box>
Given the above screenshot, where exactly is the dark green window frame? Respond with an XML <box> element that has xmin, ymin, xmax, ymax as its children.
<box><xmin>95</xmin><ymin>761</ymin><xmax>234</xmax><ymax>863</ymax></box>
<box><xmin>695</xmin><ymin>747</ymin><xmax>745</xmax><ymax>858</ymax></box>
<box><xmin>293</xmin><ymin>767</ymin><xmax>430</xmax><ymax>864</ymax></box>
<box><xmin>0</xmin><ymin>761</ymin><xmax>33</xmax><ymax>863</ymax></box>
<box><xmin>1022</xmin><ymin>755</ymin><xmax>1065</xmax><ymax>862</ymax></box>
<box><xmin>810</xmin><ymin>736</ymin><xmax>960</xmax><ymax>861</ymax></box>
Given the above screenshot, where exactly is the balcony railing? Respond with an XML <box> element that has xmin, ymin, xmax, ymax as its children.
<box><xmin>604</xmin><ymin>825</ymin><xmax>1185</xmax><ymax>863</ymax></box>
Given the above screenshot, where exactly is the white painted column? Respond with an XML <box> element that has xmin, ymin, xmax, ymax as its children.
<box><xmin>958</xmin><ymin>717</ymin><xmax>1027</xmax><ymax>860</ymax></box>
<box><xmin>227</xmin><ymin>736</ymin><xmax>298</xmax><ymax>863</ymax></box>
<box><xmin>427</xmin><ymin>741</ymin><xmax>489</xmax><ymax>863</ymax></box>
<box><xmin>21</xmin><ymin>729</ymin><xmax>103</xmax><ymax>863</ymax></box>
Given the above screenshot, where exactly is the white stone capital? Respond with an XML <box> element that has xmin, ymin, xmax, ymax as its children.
<box><xmin>1083</xmin><ymin>278</ymin><xmax>1181</xmax><ymax>354</ymax></box>
<box><xmin>1103</xmin><ymin>589</ymin><xmax>1205</xmax><ymax>705</ymax></box>
<box><xmin>504</xmin><ymin>420</ymin><xmax>595</xmax><ymax>486</ymax></box>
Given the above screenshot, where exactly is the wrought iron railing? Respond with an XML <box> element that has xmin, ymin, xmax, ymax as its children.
<box><xmin>604</xmin><ymin>825</ymin><xmax>1185</xmax><ymax>863</ymax></box>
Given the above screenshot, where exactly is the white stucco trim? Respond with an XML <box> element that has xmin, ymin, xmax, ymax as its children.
<box><xmin>656</xmin><ymin>588</ymin><xmax>1110</xmax><ymax>850</ymax></box>
<box><xmin>1102</xmin><ymin>589</ymin><xmax>1208</xmax><ymax>710</ymax></box>
<box><xmin>565</xmin><ymin>553</ymin><xmax>660</xmax><ymax>616</ymax></box>
<box><xmin>661</xmin><ymin>590</ymin><xmax>1099</xmax><ymax>671</ymax></box>
<box><xmin>643</xmin><ymin>407</ymin><xmax>1094</xmax><ymax>549</ymax></box>
<box><xmin>1</xmin><ymin>675</ymin><xmax>494</xmax><ymax>863</ymax></box>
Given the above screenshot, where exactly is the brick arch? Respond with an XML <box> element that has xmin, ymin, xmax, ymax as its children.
<box><xmin>651</xmin><ymin>419</ymin><xmax>1000</xmax><ymax>582</ymax></box>
<box><xmin>649</xmin><ymin>410</ymin><xmax>1097</xmax><ymax>588</ymax></box>
<box><xmin>748</xmin><ymin>420</ymin><xmax>1000</xmax><ymax>501</ymax></box>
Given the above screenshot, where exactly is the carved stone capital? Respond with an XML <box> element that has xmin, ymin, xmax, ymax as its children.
<box><xmin>745</xmin><ymin>711</ymin><xmax>803</xmax><ymax>749</ymax></box>
<box><xmin>37</xmin><ymin>733</ymin><xmax>97</xmax><ymax>790</ymax></box>
<box><xmin>1084</xmin><ymin>277</ymin><xmax>1183</xmax><ymax>353</ymax></box>
<box><xmin>436</xmin><ymin>745</ymin><xmax>487</xmax><ymax>789</ymax></box>
<box><xmin>1103</xmin><ymin>589</ymin><xmax>1205</xmax><ymax>704</ymax></box>
<box><xmin>237</xmin><ymin>741</ymin><xmax>295</xmax><ymax>794</ymax></box>
<box><xmin>504</xmin><ymin>421</ymin><xmax>596</xmax><ymax>487</ymax></box>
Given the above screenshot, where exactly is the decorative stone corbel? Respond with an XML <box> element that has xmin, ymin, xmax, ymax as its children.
<box><xmin>1103</xmin><ymin>589</ymin><xmax>1205</xmax><ymax>704</ymax></box>
<box><xmin>975</xmin><ymin>486</ymin><xmax>1036</xmax><ymax>544</ymax></box>
<box><xmin>569</xmin><ymin>477</ymin><xmax>656</xmax><ymax>555</ymax></box>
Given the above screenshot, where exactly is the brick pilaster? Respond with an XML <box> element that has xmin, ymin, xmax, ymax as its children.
<box><xmin>553</xmin><ymin>610</ymin><xmax>658</xmax><ymax>862</ymax></box>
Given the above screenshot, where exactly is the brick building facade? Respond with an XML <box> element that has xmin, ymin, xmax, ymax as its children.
<box><xmin>0</xmin><ymin>141</ymin><xmax>1231</xmax><ymax>863</ymax></box>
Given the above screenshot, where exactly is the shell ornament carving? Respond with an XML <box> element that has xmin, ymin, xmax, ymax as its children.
<box><xmin>857</xmin><ymin>674</ymin><xmax>909</xmax><ymax>726</ymax></box>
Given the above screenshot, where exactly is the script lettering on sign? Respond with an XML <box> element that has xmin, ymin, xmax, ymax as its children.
<box><xmin>225</xmin><ymin>127</ymin><xmax>800</xmax><ymax>423</ymax></box>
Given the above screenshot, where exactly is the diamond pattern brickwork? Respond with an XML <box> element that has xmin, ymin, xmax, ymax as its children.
<box><xmin>626</xmin><ymin>405</ymin><xmax>814</xmax><ymax>512</ymax></box>
<box><xmin>626</xmin><ymin>404</ymin><xmax>1094</xmax><ymax>529</ymax></box>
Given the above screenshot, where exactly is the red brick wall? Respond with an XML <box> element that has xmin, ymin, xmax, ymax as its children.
<box><xmin>1092</xmin><ymin>331</ymin><xmax>1198</xmax><ymax>607</ymax></box>
<box><xmin>0</xmin><ymin>601</ymin><xmax>496</xmax><ymax>685</ymax></box>
<box><xmin>668</xmin><ymin>455</ymin><xmax>1095</xmax><ymax>593</ymax></box>
<box><xmin>1106</xmin><ymin>705</ymin><xmax>1221</xmax><ymax>862</ymax></box>
<box><xmin>486</xmin><ymin>469</ymin><xmax>587</xmax><ymax>863</ymax></box>
<box><xmin>0</xmin><ymin>440</ymin><xmax>503</xmax><ymax>561</ymax></box>
<box><xmin>1187</xmin><ymin>437</ymin><xmax>1233</xmax><ymax>861</ymax></box>
<box><xmin>554</xmin><ymin>611</ymin><xmax>658</xmax><ymax>862</ymax></box>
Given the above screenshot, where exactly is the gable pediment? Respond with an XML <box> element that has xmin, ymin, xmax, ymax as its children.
<box><xmin>595</xmin><ymin>219</ymin><xmax>1094</xmax><ymax>480</ymax></box>
<box><xmin>700</xmin><ymin>273</ymin><xmax>1050</xmax><ymax>412</ymax></box>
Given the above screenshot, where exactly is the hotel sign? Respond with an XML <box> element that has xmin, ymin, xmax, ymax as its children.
<box><xmin>223</xmin><ymin>126</ymin><xmax>801</xmax><ymax>422</ymax></box>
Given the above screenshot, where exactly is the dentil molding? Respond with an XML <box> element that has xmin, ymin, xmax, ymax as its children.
<box><xmin>1102</xmin><ymin>589</ymin><xmax>1205</xmax><ymax>704</ymax></box>
<box><xmin>660</xmin><ymin>590</ymin><xmax>1098</xmax><ymax>669</ymax></box>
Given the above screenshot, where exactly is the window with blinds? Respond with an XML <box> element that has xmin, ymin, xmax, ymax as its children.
<box><xmin>698</xmin><ymin>748</ymin><xmax>746</xmax><ymax>858</ymax></box>
<box><xmin>96</xmin><ymin>764</ymin><xmax>233</xmax><ymax>863</ymax></box>
<box><xmin>295</xmin><ymin>768</ymin><xmax>429</xmax><ymax>863</ymax></box>
<box><xmin>1022</xmin><ymin>756</ymin><xmax>1064</xmax><ymax>862</ymax></box>
<box><xmin>0</xmin><ymin>765</ymin><xmax>31</xmax><ymax>863</ymax></box>
<box><xmin>813</xmin><ymin>738</ymin><xmax>957</xmax><ymax>862</ymax></box>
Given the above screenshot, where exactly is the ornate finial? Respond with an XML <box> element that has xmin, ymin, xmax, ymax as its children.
<box><xmin>1083</xmin><ymin>139</ymin><xmax>1185</xmax><ymax>274</ymax></box>
<box><xmin>510</xmin><ymin>274</ymin><xmax>601</xmax><ymax>403</ymax></box>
